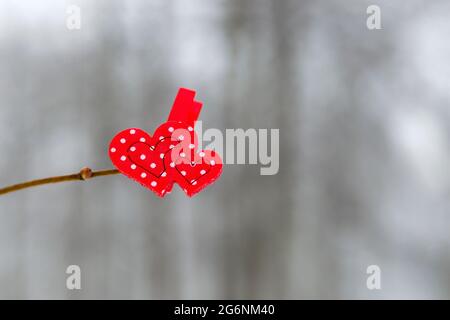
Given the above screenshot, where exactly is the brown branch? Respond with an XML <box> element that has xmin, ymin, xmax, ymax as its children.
<box><xmin>0</xmin><ymin>167</ymin><xmax>120</xmax><ymax>196</ymax></box>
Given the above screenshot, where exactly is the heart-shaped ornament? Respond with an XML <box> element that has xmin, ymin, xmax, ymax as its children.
<box><xmin>108</xmin><ymin>88</ymin><xmax>223</xmax><ymax>197</ymax></box>
<box><xmin>109</xmin><ymin>121</ymin><xmax>196</xmax><ymax>197</ymax></box>
<box><xmin>168</xmin><ymin>148</ymin><xmax>223</xmax><ymax>197</ymax></box>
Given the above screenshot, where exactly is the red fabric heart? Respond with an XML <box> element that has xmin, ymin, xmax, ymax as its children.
<box><xmin>108</xmin><ymin>88</ymin><xmax>223</xmax><ymax>197</ymax></box>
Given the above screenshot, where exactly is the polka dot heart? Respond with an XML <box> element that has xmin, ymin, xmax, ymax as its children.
<box><xmin>168</xmin><ymin>148</ymin><xmax>223</xmax><ymax>197</ymax></box>
<box><xmin>109</xmin><ymin>122</ymin><xmax>190</xmax><ymax>197</ymax></box>
<box><xmin>108</xmin><ymin>88</ymin><xmax>223</xmax><ymax>197</ymax></box>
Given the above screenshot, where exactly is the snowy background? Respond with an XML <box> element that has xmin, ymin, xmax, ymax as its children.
<box><xmin>0</xmin><ymin>0</ymin><xmax>449</xmax><ymax>299</ymax></box>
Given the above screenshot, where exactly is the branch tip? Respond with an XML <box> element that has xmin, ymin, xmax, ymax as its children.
<box><xmin>0</xmin><ymin>168</ymin><xmax>120</xmax><ymax>196</ymax></box>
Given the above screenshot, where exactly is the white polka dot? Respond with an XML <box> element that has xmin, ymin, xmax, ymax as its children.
<box><xmin>140</xmin><ymin>154</ymin><xmax>146</xmax><ymax>160</ymax></box>
<box><xmin>131</xmin><ymin>164</ymin><xmax>136</xmax><ymax>170</ymax></box>
<box><xmin>160</xmin><ymin>153</ymin><xmax>165</xmax><ymax>159</ymax></box>
<box><xmin>199</xmin><ymin>152</ymin><xmax>205</xmax><ymax>157</ymax></box>
<box><xmin>178</xmin><ymin>135</ymin><xmax>184</xmax><ymax>141</ymax></box>
<box><xmin>168</xmin><ymin>127</ymin><xmax>174</xmax><ymax>132</ymax></box>
<box><xmin>180</xmin><ymin>152</ymin><xmax>186</xmax><ymax>158</ymax></box>
<box><xmin>159</xmin><ymin>136</ymin><xmax>164</xmax><ymax>141</ymax></box>
<box><xmin>120</xmin><ymin>138</ymin><xmax>126</xmax><ymax>144</ymax></box>
<box><xmin>110</xmin><ymin>147</ymin><xmax>116</xmax><ymax>153</ymax></box>
<box><xmin>150</xmin><ymin>163</ymin><xmax>156</xmax><ymax>169</ymax></box>
<box><xmin>120</xmin><ymin>155</ymin><xmax>126</xmax><ymax>161</ymax></box>
<box><xmin>150</xmin><ymin>146</ymin><xmax>155</xmax><ymax>151</ymax></box>
<box><xmin>189</xmin><ymin>144</ymin><xmax>195</xmax><ymax>149</ymax></box>
<box><xmin>169</xmin><ymin>145</ymin><xmax>174</xmax><ymax>149</ymax></box>
<box><xmin>188</xmin><ymin>126</ymin><xmax>193</xmax><ymax>131</ymax></box>
<box><xmin>200</xmin><ymin>170</ymin><xmax>206</xmax><ymax>175</ymax></box>
<box><xmin>170</xmin><ymin>162</ymin><xmax>175</xmax><ymax>168</ymax></box>
<box><xmin>210</xmin><ymin>160</ymin><xmax>216</xmax><ymax>166</ymax></box>
<box><xmin>181</xmin><ymin>171</ymin><xmax>186</xmax><ymax>176</ymax></box>
<box><xmin>151</xmin><ymin>181</ymin><xmax>157</xmax><ymax>187</ymax></box>
<box><xmin>161</xmin><ymin>172</ymin><xmax>167</xmax><ymax>177</ymax></box>
<box><xmin>140</xmin><ymin>137</ymin><xmax>146</xmax><ymax>142</ymax></box>
<box><xmin>191</xmin><ymin>180</ymin><xmax>197</xmax><ymax>185</ymax></box>
<box><xmin>141</xmin><ymin>172</ymin><xmax>147</xmax><ymax>178</ymax></box>
<box><xmin>130</xmin><ymin>129</ymin><xmax>136</xmax><ymax>134</ymax></box>
<box><xmin>130</xmin><ymin>146</ymin><xmax>136</xmax><ymax>152</ymax></box>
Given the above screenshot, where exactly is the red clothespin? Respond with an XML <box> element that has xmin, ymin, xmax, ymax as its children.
<box><xmin>167</xmin><ymin>88</ymin><xmax>203</xmax><ymax>127</ymax></box>
<box><xmin>109</xmin><ymin>88</ymin><xmax>222</xmax><ymax>197</ymax></box>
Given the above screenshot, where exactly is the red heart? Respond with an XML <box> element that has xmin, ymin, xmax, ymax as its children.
<box><xmin>109</xmin><ymin>121</ymin><xmax>195</xmax><ymax>197</ymax></box>
<box><xmin>167</xmin><ymin>147</ymin><xmax>223</xmax><ymax>197</ymax></box>
<box><xmin>108</xmin><ymin>88</ymin><xmax>223</xmax><ymax>197</ymax></box>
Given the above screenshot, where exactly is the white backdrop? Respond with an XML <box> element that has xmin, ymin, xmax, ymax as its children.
<box><xmin>0</xmin><ymin>0</ymin><xmax>449</xmax><ymax>299</ymax></box>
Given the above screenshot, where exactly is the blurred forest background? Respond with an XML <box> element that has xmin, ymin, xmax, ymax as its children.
<box><xmin>0</xmin><ymin>0</ymin><xmax>449</xmax><ymax>299</ymax></box>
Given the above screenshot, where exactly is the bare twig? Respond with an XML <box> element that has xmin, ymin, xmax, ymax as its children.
<box><xmin>0</xmin><ymin>167</ymin><xmax>119</xmax><ymax>196</ymax></box>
